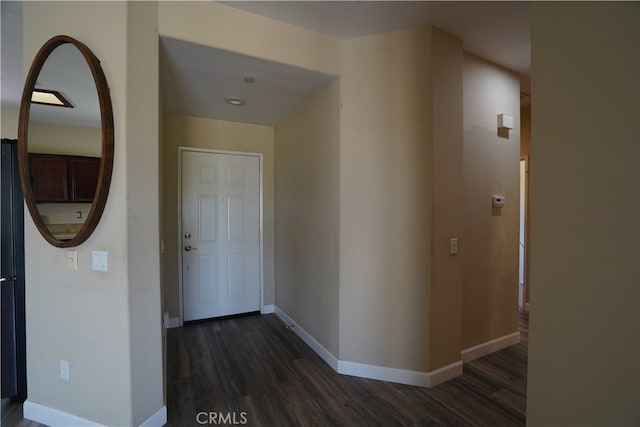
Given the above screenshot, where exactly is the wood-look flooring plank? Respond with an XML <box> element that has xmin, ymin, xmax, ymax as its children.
<box><xmin>6</xmin><ymin>310</ymin><xmax>528</xmax><ymax>426</ymax></box>
<box><xmin>390</xmin><ymin>388</ymin><xmax>470</xmax><ymax>426</ymax></box>
<box><xmin>165</xmin><ymin>312</ymin><xmax>528</xmax><ymax>426</ymax></box>
<box><xmin>1</xmin><ymin>398</ymin><xmax>46</xmax><ymax>427</ymax></box>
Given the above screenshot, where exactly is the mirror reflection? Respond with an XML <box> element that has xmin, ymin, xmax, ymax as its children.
<box><xmin>27</xmin><ymin>43</ymin><xmax>101</xmax><ymax>242</ymax></box>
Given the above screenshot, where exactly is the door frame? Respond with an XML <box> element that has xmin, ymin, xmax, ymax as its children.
<box><xmin>520</xmin><ymin>155</ymin><xmax>530</xmax><ymax>311</ymax></box>
<box><xmin>177</xmin><ymin>147</ymin><xmax>264</xmax><ymax>325</ymax></box>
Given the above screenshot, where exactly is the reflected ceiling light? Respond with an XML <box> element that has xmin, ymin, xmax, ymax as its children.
<box><xmin>225</xmin><ymin>96</ymin><xmax>246</xmax><ymax>106</ymax></box>
<box><xmin>31</xmin><ymin>89</ymin><xmax>73</xmax><ymax>108</ymax></box>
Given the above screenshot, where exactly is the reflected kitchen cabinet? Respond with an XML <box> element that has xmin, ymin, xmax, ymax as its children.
<box><xmin>69</xmin><ymin>157</ymin><xmax>100</xmax><ymax>202</ymax></box>
<box><xmin>29</xmin><ymin>153</ymin><xmax>99</xmax><ymax>203</ymax></box>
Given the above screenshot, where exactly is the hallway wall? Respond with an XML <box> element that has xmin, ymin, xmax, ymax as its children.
<box><xmin>462</xmin><ymin>53</ymin><xmax>520</xmax><ymax>350</ymax></box>
<box><xmin>21</xmin><ymin>2</ymin><xmax>163</xmax><ymax>425</ymax></box>
<box><xmin>527</xmin><ymin>2</ymin><xmax>640</xmax><ymax>424</ymax></box>
<box><xmin>274</xmin><ymin>79</ymin><xmax>341</xmax><ymax>355</ymax></box>
<box><xmin>339</xmin><ymin>27</ymin><xmax>433</xmax><ymax>371</ymax></box>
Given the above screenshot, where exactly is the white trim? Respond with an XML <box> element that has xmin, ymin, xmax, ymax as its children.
<box><xmin>177</xmin><ymin>149</ymin><xmax>185</xmax><ymax>325</ymax></box>
<box><xmin>24</xmin><ymin>401</ymin><xmax>104</xmax><ymax>427</ymax></box>
<box><xmin>178</xmin><ymin>147</ymin><xmax>264</xmax><ymax>323</ymax></box>
<box><xmin>339</xmin><ymin>361</ymin><xmax>426</xmax><ymax>386</ymax></box>
<box><xmin>24</xmin><ymin>401</ymin><xmax>167</xmax><ymax>427</ymax></box>
<box><xmin>139</xmin><ymin>406</ymin><xmax>167</xmax><ymax>427</ymax></box>
<box><xmin>167</xmin><ymin>317</ymin><xmax>181</xmax><ymax>328</ymax></box>
<box><xmin>337</xmin><ymin>360</ymin><xmax>462</xmax><ymax>388</ymax></box>
<box><xmin>273</xmin><ymin>306</ymin><xmax>463</xmax><ymax>388</ymax></box>
<box><xmin>274</xmin><ymin>306</ymin><xmax>339</xmax><ymax>371</ymax></box>
<box><xmin>461</xmin><ymin>331</ymin><xmax>521</xmax><ymax>363</ymax></box>
<box><xmin>425</xmin><ymin>361</ymin><xmax>464</xmax><ymax>386</ymax></box>
<box><xmin>261</xmin><ymin>304</ymin><xmax>275</xmax><ymax>314</ymax></box>
<box><xmin>162</xmin><ymin>312</ymin><xmax>181</xmax><ymax>330</ymax></box>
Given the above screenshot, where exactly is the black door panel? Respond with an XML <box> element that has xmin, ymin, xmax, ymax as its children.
<box><xmin>1</xmin><ymin>139</ymin><xmax>26</xmax><ymax>401</ymax></box>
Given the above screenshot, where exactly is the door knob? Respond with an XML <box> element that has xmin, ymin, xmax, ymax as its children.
<box><xmin>184</xmin><ymin>245</ymin><xmax>197</xmax><ymax>251</ymax></box>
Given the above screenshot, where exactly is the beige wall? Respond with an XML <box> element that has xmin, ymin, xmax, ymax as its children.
<box><xmin>162</xmin><ymin>114</ymin><xmax>275</xmax><ymax>318</ymax></box>
<box><xmin>274</xmin><ymin>79</ymin><xmax>340</xmax><ymax>354</ymax></box>
<box><xmin>36</xmin><ymin>203</ymin><xmax>91</xmax><ymax>225</ymax></box>
<box><xmin>462</xmin><ymin>53</ymin><xmax>520</xmax><ymax>349</ymax></box>
<box><xmin>1</xmin><ymin>108</ymin><xmax>19</xmax><ymax>138</ymax></box>
<box><xmin>23</xmin><ymin>2</ymin><xmax>131</xmax><ymax>425</ymax></box>
<box><xmin>339</xmin><ymin>28</ymin><xmax>432</xmax><ymax>370</ymax></box>
<box><xmin>22</xmin><ymin>2</ymin><xmax>163</xmax><ymax>425</ymax></box>
<box><xmin>158</xmin><ymin>1</ymin><xmax>340</xmax><ymax>76</ymax></box>
<box><xmin>28</xmin><ymin>121</ymin><xmax>101</xmax><ymax>157</ymax></box>
<box><xmin>528</xmin><ymin>2</ymin><xmax>639</xmax><ymax>424</ymax></box>
<box><xmin>126</xmin><ymin>3</ymin><xmax>164</xmax><ymax>425</ymax></box>
<box><xmin>428</xmin><ymin>28</ymin><xmax>464</xmax><ymax>371</ymax></box>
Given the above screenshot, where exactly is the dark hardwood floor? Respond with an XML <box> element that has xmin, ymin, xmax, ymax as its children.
<box><xmin>1</xmin><ymin>398</ymin><xmax>43</xmax><ymax>427</ymax></box>
<box><xmin>167</xmin><ymin>311</ymin><xmax>528</xmax><ymax>426</ymax></box>
<box><xmin>3</xmin><ymin>311</ymin><xmax>528</xmax><ymax>426</ymax></box>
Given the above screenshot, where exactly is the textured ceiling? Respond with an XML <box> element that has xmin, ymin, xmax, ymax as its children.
<box><xmin>223</xmin><ymin>1</ymin><xmax>531</xmax><ymax>88</ymax></box>
<box><xmin>3</xmin><ymin>2</ymin><xmax>531</xmax><ymax>127</ymax></box>
<box><xmin>160</xmin><ymin>37</ymin><xmax>335</xmax><ymax>126</ymax></box>
<box><xmin>163</xmin><ymin>1</ymin><xmax>530</xmax><ymax>125</ymax></box>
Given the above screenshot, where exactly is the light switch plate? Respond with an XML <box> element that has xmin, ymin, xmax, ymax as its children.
<box><xmin>92</xmin><ymin>251</ymin><xmax>108</xmax><ymax>272</ymax></box>
<box><xmin>67</xmin><ymin>251</ymin><xmax>78</xmax><ymax>270</ymax></box>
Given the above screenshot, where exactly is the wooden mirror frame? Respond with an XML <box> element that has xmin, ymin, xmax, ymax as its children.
<box><xmin>18</xmin><ymin>35</ymin><xmax>113</xmax><ymax>248</ymax></box>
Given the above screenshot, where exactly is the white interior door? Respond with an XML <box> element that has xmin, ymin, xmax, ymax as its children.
<box><xmin>182</xmin><ymin>150</ymin><xmax>260</xmax><ymax>321</ymax></box>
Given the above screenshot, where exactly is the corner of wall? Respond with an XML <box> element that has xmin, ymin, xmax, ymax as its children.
<box><xmin>427</xmin><ymin>26</ymin><xmax>464</xmax><ymax>372</ymax></box>
<box><xmin>126</xmin><ymin>2</ymin><xmax>164</xmax><ymax>425</ymax></box>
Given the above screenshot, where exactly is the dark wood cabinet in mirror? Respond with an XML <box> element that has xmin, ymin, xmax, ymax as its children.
<box><xmin>18</xmin><ymin>35</ymin><xmax>113</xmax><ymax>248</ymax></box>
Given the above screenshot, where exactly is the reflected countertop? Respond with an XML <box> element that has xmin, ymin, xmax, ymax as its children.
<box><xmin>45</xmin><ymin>223</ymin><xmax>84</xmax><ymax>240</ymax></box>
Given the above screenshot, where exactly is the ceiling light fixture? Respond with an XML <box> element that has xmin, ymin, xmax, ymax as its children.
<box><xmin>31</xmin><ymin>89</ymin><xmax>73</xmax><ymax>108</ymax></box>
<box><xmin>243</xmin><ymin>76</ymin><xmax>255</xmax><ymax>84</ymax></box>
<box><xmin>225</xmin><ymin>97</ymin><xmax>246</xmax><ymax>106</ymax></box>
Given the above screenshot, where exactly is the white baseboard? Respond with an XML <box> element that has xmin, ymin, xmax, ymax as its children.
<box><xmin>24</xmin><ymin>401</ymin><xmax>167</xmax><ymax>427</ymax></box>
<box><xmin>162</xmin><ymin>313</ymin><xmax>181</xmax><ymax>330</ymax></box>
<box><xmin>273</xmin><ymin>305</ymin><xmax>462</xmax><ymax>388</ymax></box>
<box><xmin>461</xmin><ymin>331</ymin><xmax>521</xmax><ymax>363</ymax></box>
<box><xmin>274</xmin><ymin>305</ymin><xmax>339</xmax><ymax>371</ymax></box>
<box><xmin>338</xmin><ymin>359</ymin><xmax>462</xmax><ymax>387</ymax></box>
<box><xmin>24</xmin><ymin>400</ymin><xmax>104</xmax><ymax>426</ymax></box>
<box><xmin>140</xmin><ymin>406</ymin><xmax>167</xmax><ymax>426</ymax></box>
<box><xmin>167</xmin><ymin>317</ymin><xmax>181</xmax><ymax>328</ymax></box>
<box><xmin>425</xmin><ymin>361</ymin><xmax>464</xmax><ymax>386</ymax></box>
<box><xmin>261</xmin><ymin>304</ymin><xmax>275</xmax><ymax>314</ymax></box>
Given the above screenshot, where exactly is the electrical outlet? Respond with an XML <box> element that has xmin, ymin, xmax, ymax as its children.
<box><xmin>67</xmin><ymin>251</ymin><xmax>78</xmax><ymax>270</ymax></box>
<box><xmin>60</xmin><ymin>360</ymin><xmax>69</xmax><ymax>381</ymax></box>
<box><xmin>76</xmin><ymin>210</ymin><xmax>82</xmax><ymax>219</ymax></box>
<box><xmin>449</xmin><ymin>237</ymin><xmax>459</xmax><ymax>255</ymax></box>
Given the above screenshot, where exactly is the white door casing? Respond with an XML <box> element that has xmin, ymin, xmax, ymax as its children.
<box><xmin>181</xmin><ymin>149</ymin><xmax>261</xmax><ymax>321</ymax></box>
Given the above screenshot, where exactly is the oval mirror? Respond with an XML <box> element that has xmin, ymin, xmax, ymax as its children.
<box><xmin>18</xmin><ymin>35</ymin><xmax>113</xmax><ymax>248</ymax></box>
